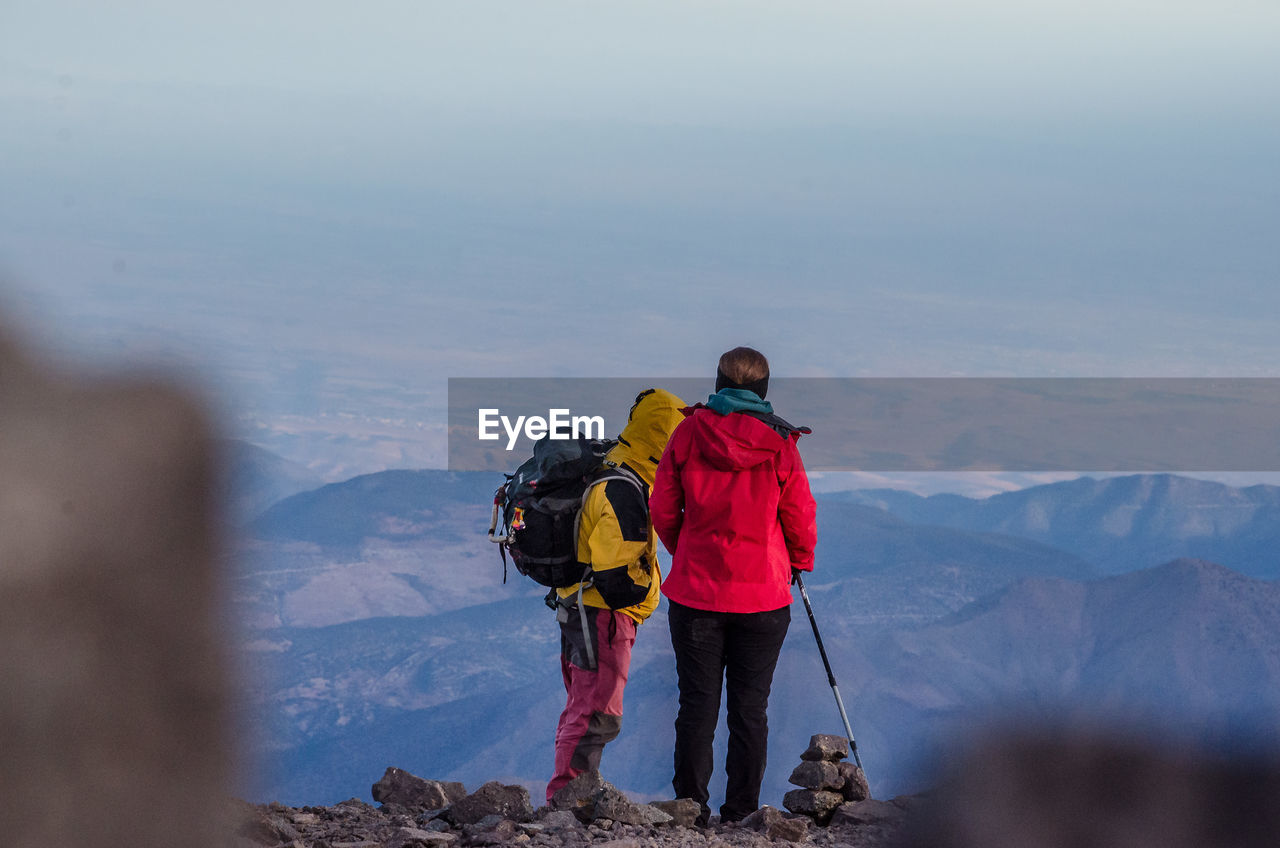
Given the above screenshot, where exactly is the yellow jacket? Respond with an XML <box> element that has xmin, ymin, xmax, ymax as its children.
<box><xmin>556</xmin><ymin>388</ymin><xmax>686</xmax><ymax>624</ymax></box>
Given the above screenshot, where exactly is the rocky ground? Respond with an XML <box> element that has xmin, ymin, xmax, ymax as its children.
<box><xmin>232</xmin><ymin>737</ymin><xmax>918</xmax><ymax>848</ymax></box>
<box><xmin>231</xmin><ymin>727</ymin><xmax>1280</xmax><ymax>848</ymax></box>
<box><xmin>232</xmin><ymin>792</ymin><xmax>915</xmax><ymax>848</ymax></box>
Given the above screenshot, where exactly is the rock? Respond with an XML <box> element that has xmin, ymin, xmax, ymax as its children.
<box><xmin>549</xmin><ymin>770</ymin><xmax>609</xmax><ymax>810</ymax></box>
<box><xmin>464</xmin><ymin>818</ymin><xmax>518</xmax><ymax>845</ymax></box>
<box><xmin>740</xmin><ymin>806</ymin><xmax>777</xmax><ymax>830</ymax></box>
<box><xmin>799</xmin><ymin>734</ymin><xmax>850</xmax><ymax>763</ymax></box>
<box><xmin>237</xmin><ymin>807</ymin><xmax>295</xmax><ymax>845</ymax></box>
<box><xmin>830</xmin><ymin>799</ymin><xmax>906</xmax><ymax>827</ymax></box>
<box><xmin>334</xmin><ymin>798</ymin><xmax>378</xmax><ymax>815</ymax></box>
<box><xmin>385</xmin><ymin>826</ymin><xmax>458</xmax><ymax>848</ymax></box>
<box><xmin>0</xmin><ymin>335</ymin><xmax>228</xmax><ymax>848</ymax></box>
<box><xmin>464</xmin><ymin>814</ymin><xmax>506</xmax><ymax>831</ymax></box>
<box><xmin>539</xmin><ymin>810</ymin><xmax>583</xmax><ymax>831</ymax></box>
<box><xmin>591</xmin><ymin>785</ymin><xmax>673</xmax><ymax>826</ymax></box>
<box><xmin>269</xmin><ymin>816</ymin><xmax>300</xmax><ymax>843</ymax></box>
<box><xmin>372</xmin><ymin>767</ymin><xmax>467</xmax><ymax>812</ymax></box>
<box><xmin>447</xmin><ymin>782</ymin><xmax>535</xmax><ymax>825</ymax></box>
<box><xmin>625</xmin><ymin>804</ymin><xmax>674</xmax><ymax>827</ymax></box>
<box><xmin>782</xmin><ymin>789</ymin><xmax>845</xmax><ymax>825</ymax></box>
<box><xmin>741</xmin><ymin>806</ymin><xmax>810</xmax><ymax>842</ymax></box>
<box><xmin>384</xmin><ymin>828</ymin><xmax>429</xmax><ymax>848</ymax></box>
<box><xmin>789</xmin><ymin>760</ymin><xmax>843</xmax><ymax>791</ymax></box>
<box><xmin>648</xmin><ymin>799</ymin><xmax>702</xmax><ymax>828</ymax></box>
<box><xmin>769</xmin><ymin>816</ymin><xmax>810</xmax><ymax>843</ymax></box>
<box><xmin>836</xmin><ymin>762</ymin><xmax>871</xmax><ymax>802</ymax></box>
<box><xmin>547</xmin><ymin>770</ymin><xmax>665</xmax><ymax>825</ymax></box>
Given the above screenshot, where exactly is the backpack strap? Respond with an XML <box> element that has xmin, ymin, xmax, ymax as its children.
<box><xmin>684</xmin><ymin>402</ymin><xmax>811</xmax><ymax>439</ymax></box>
<box><xmin>570</xmin><ymin>465</ymin><xmax>645</xmax><ymax>558</ymax></box>
<box><xmin>739</xmin><ymin>409</ymin><xmax>812</xmax><ymax>440</ymax></box>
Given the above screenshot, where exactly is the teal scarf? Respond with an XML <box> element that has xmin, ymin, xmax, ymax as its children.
<box><xmin>705</xmin><ymin>387</ymin><xmax>773</xmax><ymax>416</ymax></box>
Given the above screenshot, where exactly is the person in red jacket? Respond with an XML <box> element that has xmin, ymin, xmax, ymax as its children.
<box><xmin>649</xmin><ymin>346</ymin><xmax>817</xmax><ymax>826</ymax></box>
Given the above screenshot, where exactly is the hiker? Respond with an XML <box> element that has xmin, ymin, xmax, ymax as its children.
<box><xmin>650</xmin><ymin>346</ymin><xmax>817</xmax><ymax>825</ymax></box>
<box><xmin>545</xmin><ymin>387</ymin><xmax>687</xmax><ymax>802</ymax></box>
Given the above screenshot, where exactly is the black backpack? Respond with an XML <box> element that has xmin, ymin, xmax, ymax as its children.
<box><xmin>487</xmin><ymin>436</ymin><xmax>643</xmax><ymax>588</ymax></box>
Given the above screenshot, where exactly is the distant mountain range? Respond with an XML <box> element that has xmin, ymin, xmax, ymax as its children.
<box><xmin>807</xmin><ymin>501</ymin><xmax>1095</xmax><ymax>627</ymax></box>
<box><xmin>236</xmin><ymin>467</ymin><xmax>1096</xmax><ymax>631</ymax></box>
<box><xmin>226</xmin><ymin>455</ymin><xmax>1280</xmax><ymax>809</ymax></box>
<box><xmin>844</xmin><ymin>558</ymin><xmax>1280</xmax><ymax>776</ymax></box>
<box><xmin>233</xmin><ymin>469</ymin><xmax>537</xmax><ymax>630</ymax></box>
<box><xmin>844</xmin><ymin>474</ymin><xmax>1280</xmax><ymax>578</ymax></box>
<box><xmin>218</xmin><ymin>439</ymin><xmax>324</xmax><ymax>522</ymax></box>
<box><xmin>249</xmin><ymin>469</ymin><xmax>497</xmax><ymax>549</ymax></box>
<box><xmin>240</xmin><ymin>558</ymin><xmax>1280</xmax><ymax>808</ymax></box>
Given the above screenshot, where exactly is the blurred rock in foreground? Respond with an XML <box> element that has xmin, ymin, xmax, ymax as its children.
<box><xmin>0</xmin><ymin>328</ymin><xmax>231</xmax><ymax>847</ymax></box>
<box><xmin>906</xmin><ymin>727</ymin><xmax>1280</xmax><ymax>848</ymax></box>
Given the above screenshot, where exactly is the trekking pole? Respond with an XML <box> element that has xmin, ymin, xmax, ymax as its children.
<box><xmin>794</xmin><ymin>571</ymin><xmax>865</xmax><ymax>773</ymax></box>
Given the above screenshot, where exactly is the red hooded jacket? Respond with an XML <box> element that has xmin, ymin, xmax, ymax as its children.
<box><xmin>650</xmin><ymin>407</ymin><xmax>817</xmax><ymax>613</ymax></box>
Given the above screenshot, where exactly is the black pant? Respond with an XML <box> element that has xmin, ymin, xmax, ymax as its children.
<box><xmin>668</xmin><ymin>598</ymin><xmax>791</xmax><ymax>825</ymax></box>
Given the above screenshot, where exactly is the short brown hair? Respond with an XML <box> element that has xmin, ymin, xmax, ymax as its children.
<box><xmin>718</xmin><ymin>347</ymin><xmax>769</xmax><ymax>384</ymax></box>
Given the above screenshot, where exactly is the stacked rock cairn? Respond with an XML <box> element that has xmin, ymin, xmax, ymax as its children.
<box><xmin>781</xmin><ymin>734</ymin><xmax>871</xmax><ymax>826</ymax></box>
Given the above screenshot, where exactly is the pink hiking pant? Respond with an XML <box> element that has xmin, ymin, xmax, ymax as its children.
<box><xmin>546</xmin><ymin>607</ymin><xmax>637</xmax><ymax>802</ymax></box>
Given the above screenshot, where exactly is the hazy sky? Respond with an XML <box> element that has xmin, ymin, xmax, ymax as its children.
<box><xmin>2</xmin><ymin>1</ymin><xmax>1278</xmax><ymax>476</ymax></box>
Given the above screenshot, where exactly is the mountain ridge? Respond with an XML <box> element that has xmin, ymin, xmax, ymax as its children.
<box><xmin>847</xmin><ymin>474</ymin><xmax>1280</xmax><ymax>577</ymax></box>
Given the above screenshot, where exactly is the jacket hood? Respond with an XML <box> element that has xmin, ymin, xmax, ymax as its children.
<box><xmin>687</xmin><ymin>407</ymin><xmax>790</xmax><ymax>471</ymax></box>
<box><xmin>608</xmin><ymin>387</ymin><xmax>687</xmax><ymax>487</ymax></box>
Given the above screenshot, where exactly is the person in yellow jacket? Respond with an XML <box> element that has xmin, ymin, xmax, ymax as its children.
<box><xmin>545</xmin><ymin>387</ymin><xmax>686</xmax><ymax>802</ymax></box>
